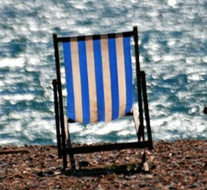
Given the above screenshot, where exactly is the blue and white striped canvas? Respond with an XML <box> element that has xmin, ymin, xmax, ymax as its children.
<box><xmin>63</xmin><ymin>33</ymin><xmax>133</xmax><ymax>124</ymax></box>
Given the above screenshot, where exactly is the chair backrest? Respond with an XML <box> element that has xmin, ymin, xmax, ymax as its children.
<box><xmin>62</xmin><ymin>32</ymin><xmax>134</xmax><ymax>124</ymax></box>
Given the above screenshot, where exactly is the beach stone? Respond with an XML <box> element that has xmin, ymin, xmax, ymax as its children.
<box><xmin>203</xmin><ymin>162</ymin><xmax>207</xmax><ymax>171</ymax></box>
<box><xmin>95</xmin><ymin>185</ymin><xmax>104</xmax><ymax>190</ymax></box>
<box><xmin>0</xmin><ymin>172</ymin><xmax>5</xmax><ymax>179</ymax></box>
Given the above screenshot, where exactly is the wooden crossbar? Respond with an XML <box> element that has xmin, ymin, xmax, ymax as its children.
<box><xmin>61</xmin><ymin>141</ymin><xmax>152</xmax><ymax>155</ymax></box>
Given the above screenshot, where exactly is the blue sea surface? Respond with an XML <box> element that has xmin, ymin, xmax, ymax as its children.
<box><xmin>0</xmin><ymin>0</ymin><xmax>207</xmax><ymax>146</ymax></box>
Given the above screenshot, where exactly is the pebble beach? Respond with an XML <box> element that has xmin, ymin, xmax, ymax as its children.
<box><xmin>0</xmin><ymin>139</ymin><xmax>207</xmax><ymax>189</ymax></box>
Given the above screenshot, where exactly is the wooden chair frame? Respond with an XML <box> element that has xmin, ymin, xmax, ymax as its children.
<box><xmin>52</xmin><ymin>26</ymin><xmax>153</xmax><ymax>171</ymax></box>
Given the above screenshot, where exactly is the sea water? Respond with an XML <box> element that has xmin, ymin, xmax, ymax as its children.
<box><xmin>0</xmin><ymin>0</ymin><xmax>207</xmax><ymax>146</ymax></box>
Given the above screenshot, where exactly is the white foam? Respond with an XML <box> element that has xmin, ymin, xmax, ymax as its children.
<box><xmin>0</xmin><ymin>58</ymin><xmax>25</xmax><ymax>68</ymax></box>
<box><xmin>3</xmin><ymin>94</ymin><xmax>35</xmax><ymax>102</ymax></box>
<box><xmin>168</xmin><ymin>0</ymin><xmax>177</xmax><ymax>6</ymax></box>
<box><xmin>187</xmin><ymin>73</ymin><xmax>200</xmax><ymax>81</ymax></box>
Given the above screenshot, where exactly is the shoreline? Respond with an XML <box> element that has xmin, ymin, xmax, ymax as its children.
<box><xmin>0</xmin><ymin>139</ymin><xmax>207</xmax><ymax>189</ymax></box>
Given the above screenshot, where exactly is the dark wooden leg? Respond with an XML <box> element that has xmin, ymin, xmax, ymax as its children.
<box><xmin>52</xmin><ymin>79</ymin><xmax>62</xmax><ymax>158</ymax></box>
<box><xmin>69</xmin><ymin>154</ymin><xmax>76</xmax><ymax>173</ymax></box>
<box><xmin>141</xmin><ymin>71</ymin><xmax>153</xmax><ymax>149</ymax></box>
<box><xmin>63</xmin><ymin>154</ymin><xmax>67</xmax><ymax>170</ymax></box>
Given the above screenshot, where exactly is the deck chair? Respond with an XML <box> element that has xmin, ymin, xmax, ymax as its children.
<box><xmin>52</xmin><ymin>26</ymin><xmax>153</xmax><ymax>172</ymax></box>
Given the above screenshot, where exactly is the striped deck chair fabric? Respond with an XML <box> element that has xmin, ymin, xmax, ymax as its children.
<box><xmin>63</xmin><ymin>33</ymin><xmax>133</xmax><ymax>124</ymax></box>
